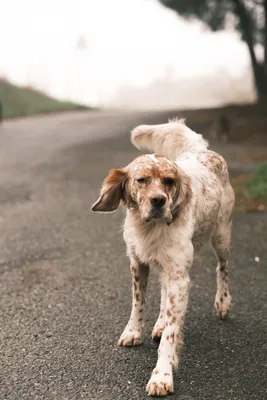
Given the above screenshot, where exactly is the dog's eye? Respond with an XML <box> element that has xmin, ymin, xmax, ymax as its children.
<box><xmin>136</xmin><ymin>177</ymin><xmax>147</xmax><ymax>184</ymax></box>
<box><xmin>163</xmin><ymin>177</ymin><xmax>175</xmax><ymax>186</ymax></box>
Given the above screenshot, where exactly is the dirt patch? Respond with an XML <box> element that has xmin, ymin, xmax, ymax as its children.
<box><xmin>182</xmin><ymin>101</ymin><xmax>267</xmax><ymax>167</ymax></box>
<box><xmin>183</xmin><ymin>101</ymin><xmax>267</xmax><ymax>145</ymax></box>
<box><xmin>184</xmin><ymin>102</ymin><xmax>267</xmax><ymax>214</ymax></box>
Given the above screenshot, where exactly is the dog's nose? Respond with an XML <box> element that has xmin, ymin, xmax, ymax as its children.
<box><xmin>150</xmin><ymin>196</ymin><xmax>166</xmax><ymax>208</ymax></box>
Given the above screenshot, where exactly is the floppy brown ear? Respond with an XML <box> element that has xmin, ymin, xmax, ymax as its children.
<box><xmin>172</xmin><ymin>169</ymin><xmax>192</xmax><ymax>221</ymax></box>
<box><xmin>92</xmin><ymin>168</ymin><xmax>128</xmax><ymax>212</ymax></box>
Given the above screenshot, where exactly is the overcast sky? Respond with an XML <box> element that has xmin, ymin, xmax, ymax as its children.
<box><xmin>0</xmin><ymin>0</ymin><xmax>255</xmax><ymax>105</ymax></box>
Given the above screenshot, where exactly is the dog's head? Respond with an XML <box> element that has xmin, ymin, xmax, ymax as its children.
<box><xmin>92</xmin><ymin>154</ymin><xmax>191</xmax><ymax>224</ymax></box>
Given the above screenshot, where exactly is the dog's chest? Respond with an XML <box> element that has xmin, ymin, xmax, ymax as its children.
<box><xmin>136</xmin><ymin>235</ymin><xmax>163</xmax><ymax>264</ymax></box>
<box><xmin>125</xmin><ymin>223</ymin><xmax>176</xmax><ymax>265</ymax></box>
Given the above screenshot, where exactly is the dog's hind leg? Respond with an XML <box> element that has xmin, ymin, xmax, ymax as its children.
<box><xmin>118</xmin><ymin>257</ymin><xmax>149</xmax><ymax>346</ymax></box>
<box><xmin>211</xmin><ymin>220</ymin><xmax>232</xmax><ymax>319</ymax></box>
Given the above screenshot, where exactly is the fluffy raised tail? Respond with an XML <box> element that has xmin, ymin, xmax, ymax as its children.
<box><xmin>131</xmin><ymin>119</ymin><xmax>208</xmax><ymax>160</ymax></box>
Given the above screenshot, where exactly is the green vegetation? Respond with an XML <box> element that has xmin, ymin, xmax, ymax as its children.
<box><xmin>246</xmin><ymin>164</ymin><xmax>267</xmax><ymax>199</ymax></box>
<box><xmin>231</xmin><ymin>164</ymin><xmax>267</xmax><ymax>213</ymax></box>
<box><xmin>0</xmin><ymin>78</ymin><xmax>90</xmax><ymax>119</ymax></box>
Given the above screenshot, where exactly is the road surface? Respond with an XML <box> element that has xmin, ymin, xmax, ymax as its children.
<box><xmin>0</xmin><ymin>111</ymin><xmax>266</xmax><ymax>400</ymax></box>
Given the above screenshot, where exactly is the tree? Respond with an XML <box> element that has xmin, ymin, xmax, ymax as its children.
<box><xmin>159</xmin><ymin>0</ymin><xmax>267</xmax><ymax>99</ymax></box>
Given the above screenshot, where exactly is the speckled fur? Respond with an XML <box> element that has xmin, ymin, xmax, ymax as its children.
<box><xmin>92</xmin><ymin>119</ymin><xmax>235</xmax><ymax>397</ymax></box>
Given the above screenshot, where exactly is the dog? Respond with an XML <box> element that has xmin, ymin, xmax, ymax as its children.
<box><xmin>92</xmin><ymin>119</ymin><xmax>235</xmax><ymax>396</ymax></box>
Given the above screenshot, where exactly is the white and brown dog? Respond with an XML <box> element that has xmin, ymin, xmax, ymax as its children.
<box><xmin>92</xmin><ymin>119</ymin><xmax>235</xmax><ymax>397</ymax></box>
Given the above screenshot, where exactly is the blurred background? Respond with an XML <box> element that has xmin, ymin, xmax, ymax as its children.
<box><xmin>0</xmin><ymin>0</ymin><xmax>264</xmax><ymax>109</ymax></box>
<box><xmin>1</xmin><ymin>0</ymin><xmax>266</xmax><ymax>209</ymax></box>
<box><xmin>0</xmin><ymin>2</ymin><xmax>267</xmax><ymax>399</ymax></box>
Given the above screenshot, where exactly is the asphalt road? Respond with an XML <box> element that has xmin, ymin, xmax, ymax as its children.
<box><xmin>0</xmin><ymin>111</ymin><xmax>266</xmax><ymax>400</ymax></box>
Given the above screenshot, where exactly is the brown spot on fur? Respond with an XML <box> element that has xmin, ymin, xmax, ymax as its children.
<box><xmin>224</xmin><ymin>292</ymin><xmax>228</xmax><ymax>297</ymax></box>
<box><xmin>169</xmin><ymin>294</ymin><xmax>175</xmax><ymax>305</ymax></box>
<box><xmin>138</xmin><ymin>318</ymin><xmax>143</xmax><ymax>322</ymax></box>
<box><xmin>136</xmin><ymin>293</ymin><xmax>140</xmax><ymax>302</ymax></box>
<box><xmin>167</xmin><ymin>309</ymin><xmax>172</xmax><ymax>318</ymax></box>
<box><xmin>220</xmin><ymin>297</ymin><xmax>223</xmax><ymax>303</ymax></box>
<box><xmin>154</xmin><ymin>154</ymin><xmax>167</xmax><ymax>159</ymax></box>
<box><xmin>172</xmin><ymin>317</ymin><xmax>177</xmax><ymax>324</ymax></box>
<box><xmin>164</xmin><ymin>373</ymin><xmax>170</xmax><ymax>376</ymax></box>
<box><xmin>154</xmin><ymin>369</ymin><xmax>159</xmax><ymax>374</ymax></box>
<box><xmin>203</xmin><ymin>152</ymin><xmax>225</xmax><ymax>176</ymax></box>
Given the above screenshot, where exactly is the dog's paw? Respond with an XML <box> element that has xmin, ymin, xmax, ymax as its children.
<box><xmin>118</xmin><ymin>328</ymin><xmax>142</xmax><ymax>346</ymax></box>
<box><xmin>151</xmin><ymin>324</ymin><xmax>164</xmax><ymax>341</ymax></box>
<box><xmin>146</xmin><ymin>370</ymin><xmax>174</xmax><ymax>397</ymax></box>
<box><xmin>215</xmin><ymin>291</ymin><xmax>232</xmax><ymax>319</ymax></box>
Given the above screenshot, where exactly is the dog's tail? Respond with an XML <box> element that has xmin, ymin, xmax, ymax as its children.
<box><xmin>131</xmin><ymin>119</ymin><xmax>208</xmax><ymax>160</ymax></box>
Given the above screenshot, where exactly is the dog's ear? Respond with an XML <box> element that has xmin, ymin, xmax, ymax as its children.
<box><xmin>172</xmin><ymin>169</ymin><xmax>192</xmax><ymax>221</ymax></box>
<box><xmin>92</xmin><ymin>168</ymin><xmax>128</xmax><ymax>212</ymax></box>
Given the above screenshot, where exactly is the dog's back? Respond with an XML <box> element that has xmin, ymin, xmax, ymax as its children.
<box><xmin>131</xmin><ymin>118</ymin><xmax>233</xmax><ymax>202</ymax></box>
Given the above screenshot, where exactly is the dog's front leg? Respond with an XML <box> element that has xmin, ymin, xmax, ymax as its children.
<box><xmin>146</xmin><ymin>250</ymin><xmax>192</xmax><ymax>396</ymax></box>
<box><xmin>152</xmin><ymin>284</ymin><xmax>167</xmax><ymax>340</ymax></box>
<box><xmin>119</xmin><ymin>257</ymin><xmax>149</xmax><ymax>346</ymax></box>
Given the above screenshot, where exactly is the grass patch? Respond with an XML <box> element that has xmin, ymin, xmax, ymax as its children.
<box><xmin>246</xmin><ymin>164</ymin><xmax>267</xmax><ymax>198</ymax></box>
<box><xmin>231</xmin><ymin>164</ymin><xmax>267</xmax><ymax>213</ymax></box>
<box><xmin>0</xmin><ymin>78</ymin><xmax>92</xmax><ymax>119</ymax></box>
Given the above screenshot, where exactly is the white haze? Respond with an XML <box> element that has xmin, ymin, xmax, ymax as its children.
<box><xmin>0</xmin><ymin>0</ymin><xmax>258</xmax><ymax>108</ymax></box>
